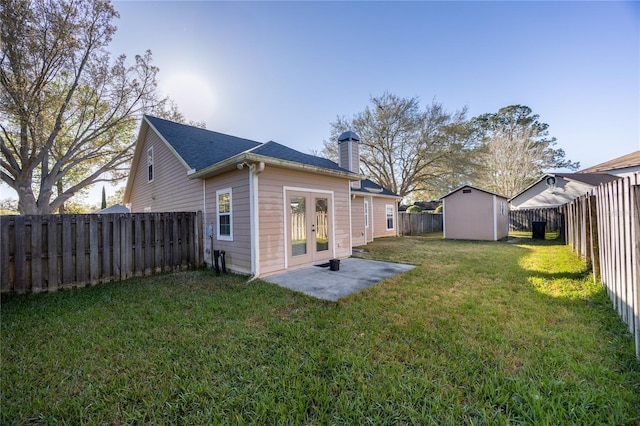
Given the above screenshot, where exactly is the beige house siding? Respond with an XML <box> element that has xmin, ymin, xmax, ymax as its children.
<box><xmin>203</xmin><ymin>169</ymin><xmax>252</xmax><ymax>274</ymax></box>
<box><xmin>128</xmin><ymin>129</ymin><xmax>202</xmax><ymax>213</ymax></box>
<box><xmin>257</xmin><ymin>166</ymin><xmax>352</xmax><ymax>276</ymax></box>
<box><xmin>351</xmin><ymin>197</ymin><xmax>365</xmax><ymax>247</ymax></box>
<box><xmin>443</xmin><ymin>188</ymin><xmax>508</xmax><ymax>241</ymax></box>
<box><xmin>371</xmin><ymin>197</ymin><xmax>397</xmax><ymax>239</ymax></box>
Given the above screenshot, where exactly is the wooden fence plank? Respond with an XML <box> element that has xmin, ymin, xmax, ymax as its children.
<box><xmin>31</xmin><ymin>215</ymin><xmax>42</xmax><ymax>292</ymax></box>
<box><xmin>634</xmin><ymin>185</ymin><xmax>640</xmax><ymax>360</ymax></box>
<box><xmin>101</xmin><ymin>215</ymin><xmax>111</xmax><ymax>282</ymax></box>
<box><xmin>1</xmin><ymin>216</ymin><xmax>11</xmax><ymax>291</ymax></box>
<box><xmin>14</xmin><ymin>216</ymin><xmax>25</xmax><ymax>292</ymax></box>
<box><xmin>197</xmin><ymin>210</ymin><xmax>204</xmax><ymax>266</ymax></box>
<box><xmin>90</xmin><ymin>216</ymin><xmax>99</xmax><ymax>285</ymax></box>
<box><xmin>2</xmin><ymin>212</ymin><xmax>201</xmax><ymax>294</ymax></box>
<box><xmin>121</xmin><ymin>214</ymin><xmax>131</xmax><ymax>280</ymax></box>
<box><xmin>164</xmin><ymin>214</ymin><xmax>171</xmax><ymax>271</ymax></box>
<box><xmin>76</xmin><ymin>215</ymin><xmax>86</xmax><ymax>286</ymax></box>
<box><xmin>172</xmin><ymin>215</ymin><xmax>179</xmax><ymax>269</ymax></box>
<box><xmin>112</xmin><ymin>216</ymin><xmax>121</xmax><ymax>280</ymax></box>
<box><xmin>134</xmin><ymin>214</ymin><xmax>143</xmax><ymax>276</ymax></box>
<box><xmin>144</xmin><ymin>214</ymin><xmax>152</xmax><ymax>275</ymax></box>
<box><xmin>62</xmin><ymin>215</ymin><xmax>73</xmax><ymax>286</ymax></box>
<box><xmin>622</xmin><ymin>178</ymin><xmax>634</xmax><ymax>333</ymax></box>
<box><xmin>47</xmin><ymin>216</ymin><xmax>59</xmax><ymax>291</ymax></box>
<box><xmin>154</xmin><ymin>213</ymin><xmax>162</xmax><ymax>272</ymax></box>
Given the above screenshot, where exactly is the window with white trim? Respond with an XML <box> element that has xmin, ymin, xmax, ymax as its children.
<box><xmin>216</xmin><ymin>188</ymin><xmax>232</xmax><ymax>241</ymax></box>
<box><xmin>386</xmin><ymin>205</ymin><xmax>394</xmax><ymax>230</ymax></box>
<box><xmin>147</xmin><ymin>147</ymin><xmax>154</xmax><ymax>182</ymax></box>
<box><xmin>364</xmin><ymin>200</ymin><xmax>369</xmax><ymax>228</ymax></box>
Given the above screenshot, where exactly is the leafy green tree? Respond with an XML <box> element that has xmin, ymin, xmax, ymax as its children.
<box><xmin>473</xmin><ymin>105</ymin><xmax>579</xmax><ymax>197</ymax></box>
<box><xmin>0</xmin><ymin>0</ymin><xmax>174</xmax><ymax>214</ymax></box>
<box><xmin>321</xmin><ymin>92</ymin><xmax>478</xmax><ymax>199</ymax></box>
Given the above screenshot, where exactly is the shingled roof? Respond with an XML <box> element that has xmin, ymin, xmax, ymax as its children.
<box><xmin>249</xmin><ymin>141</ymin><xmax>351</xmax><ymax>174</ymax></box>
<box><xmin>350</xmin><ymin>178</ymin><xmax>399</xmax><ymax>197</ymax></box>
<box><xmin>579</xmin><ymin>150</ymin><xmax>640</xmax><ymax>174</ymax></box>
<box><xmin>554</xmin><ymin>172</ymin><xmax>619</xmax><ymax>186</ymax></box>
<box><xmin>145</xmin><ymin>115</ymin><xmax>353</xmax><ymax>175</ymax></box>
<box><xmin>145</xmin><ymin>115</ymin><xmax>261</xmax><ymax>171</ymax></box>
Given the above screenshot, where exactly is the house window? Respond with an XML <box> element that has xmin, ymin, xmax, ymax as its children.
<box><xmin>364</xmin><ymin>200</ymin><xmax>369</xmax><ymax>228</ymax></box>
<box><xmin>217</xmin><ymin>188</ymin><xmax>232</xmax><ymax>241</ymax></box>
<box><xmin>147</xmin><ymin>147</ymin><xmax>154</xmax><ymax>182</ymax></box>
<box><xmin>386</xmin><ymin>205</ymin><xmax>394</xmax><ymax>230</ymax></box>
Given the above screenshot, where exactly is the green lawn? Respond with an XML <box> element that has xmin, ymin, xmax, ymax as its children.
<box><xmin>2</xmin><ymin>236</ymin><xmax>639</xmax><ymax>424</ymax></box>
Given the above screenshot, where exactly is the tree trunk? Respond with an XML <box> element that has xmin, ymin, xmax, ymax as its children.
<box><xmin>16</xmin><ymin>180</ymin><xmax>39</xmax><ymax>215</ymax></box>
<box><xmin>57</xmin><ymin>181</ymin><xmax>65</xmax><ymax>214</ymax></box>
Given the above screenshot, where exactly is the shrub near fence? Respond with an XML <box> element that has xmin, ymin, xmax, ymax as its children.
<box><xmin>399</xmin><ymin>212</ymin><xmax>443</xmax><ymax>236</ymax></box>
<box><xmin>0</xmin><ymin>212</ymin><xmax>203</xmax><ymax>293</ymax></box>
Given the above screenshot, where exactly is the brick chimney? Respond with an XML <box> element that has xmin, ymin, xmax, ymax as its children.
<box><xmin>338</xmin><ymin>131</ymin><xmax>361</xmax><ymax>189</ymax></box>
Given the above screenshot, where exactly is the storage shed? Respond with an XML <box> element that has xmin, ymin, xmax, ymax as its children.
<box><xmin>441</xmin><ymin>185</ymin><xmax>509</xmax><ymax>241</ymax></box>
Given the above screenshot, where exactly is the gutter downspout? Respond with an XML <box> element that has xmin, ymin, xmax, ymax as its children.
<box><xmin>249</xmin><ymin>162</ymin><xmax>265</xmax><ymax>277</ymax></box>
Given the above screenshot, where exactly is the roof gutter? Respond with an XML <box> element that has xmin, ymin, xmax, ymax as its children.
<box><xmin>188</xmin><ymin>152</ymin><xmax>363</xmax><ymax>181</ymax></box>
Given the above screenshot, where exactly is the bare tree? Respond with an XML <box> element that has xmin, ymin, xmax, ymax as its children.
<box><xmin>321</xmin><ymin>92</ymin><xmax>477</xmax><ymax>199</ymax></box>
<box><xmin>474</xmin><ymin>105</ymin><xmax>579</xmax><ymax>197</ymax></box>
<box><xmin>0</xmin><ymin>0</ymin><xmax>169</xmax><ymax>214</ymax></box>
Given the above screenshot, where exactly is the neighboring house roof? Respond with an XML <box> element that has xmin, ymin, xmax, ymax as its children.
<box><xmin>351</xmin><ymin>178</ymin><xmax>399</xmax><ymax>197</ymax></box>
<box><xmin>97</xmin><ymin>203</ymin><xmax>130</xmax><ymax>214</ymax></box>
<box><xmin>553</xmin><ymin>172</ymin><xmax>619</xmax><ymax>187</ymax></box>
<box><xmin>509</xmin><ymin>172</ymin><xmax>619</xmax><ymax>203</ymax></box>
<box><xmin>579</xmin><ymin>151</ymin><xmax>640</xmax><ymax>174</ymax></box>
<box><xmin>441</xmin><ymin>185</ymin><xmax>507</xmax><ymax>200</ymax></box>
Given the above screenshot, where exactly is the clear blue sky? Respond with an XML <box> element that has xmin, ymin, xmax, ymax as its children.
<box><xmin>111</xmin><ymin>0</ymin><xmax>639</xmax><ymax>168</ymax></box>
<box><xmin>2</xmin><ymin>0</ymin><xmax>639</xmax><ymax>204</ymax></box>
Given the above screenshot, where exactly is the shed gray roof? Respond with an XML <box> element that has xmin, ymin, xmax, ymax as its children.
<box><xmin>145</xmin><ymin>115</ymin><xmax>351</xmax><ymax>175</ymax></box>
<box><xmin>441</xmin><ymin>185</ymin><xmax>508</xmax><ymax>200</ymax></box>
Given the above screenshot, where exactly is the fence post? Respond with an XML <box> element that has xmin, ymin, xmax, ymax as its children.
<box><xmin>633</xmin><ymin>185</ymin><xmax>640</xmax><ymax>360</ymax></box>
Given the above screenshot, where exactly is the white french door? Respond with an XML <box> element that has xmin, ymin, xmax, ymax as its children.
<box><xmin>287</xmin><ymin>190</ymin><xmax>332</xmax><ymax>267</ymax></box>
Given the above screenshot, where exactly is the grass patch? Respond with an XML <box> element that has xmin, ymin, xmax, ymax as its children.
<box><xmin>2</xmin><ymin>238</ymin><xmax>639</xmax><ymax>424</ymax></box>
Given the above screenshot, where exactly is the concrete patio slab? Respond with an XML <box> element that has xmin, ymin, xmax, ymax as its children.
<box><xmin>262</xmin><ymin>258</ymin><xmax>415</xmax><ymax>301</ymax></box>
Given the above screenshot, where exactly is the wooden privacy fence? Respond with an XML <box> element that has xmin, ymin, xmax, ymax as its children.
<box><xmin>563</xmin><ymin>173</ymin><xmax>639</xmax><ymax>359</ymax></box>
<box><xmin>509</xmin><ymin>208</ymin><xmax>562</xmax><ymax>232</ymax></box>
<box><xmin>1</xmin><ymin>212</ymin><xmax>204</xmax><ymax>293</ymax></box>
<box><xmin>399</xmin><ymin>212</ymin><xmax>443</xmax><ymax>236</ymax></box>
